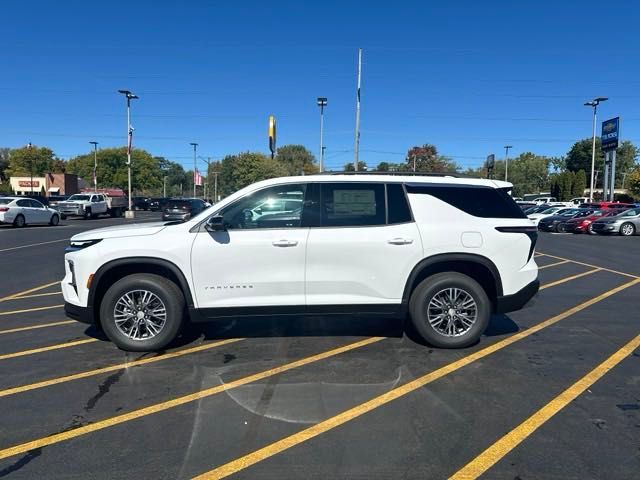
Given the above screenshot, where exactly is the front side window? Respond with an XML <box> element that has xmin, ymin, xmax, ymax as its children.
<box><xmin>620</xmin><ymin>209</ymin><xmax>639</xmax><ymax>217</ymax></box>
<box><xmin>320</xmin><ymin>183</ymin><xmax>385</xmax><ymax>227</ymax></box>
<box><xmin>220</xmin><ymin>184</ymin><xmax>306</xmax><ymax>229</ymax></box>
<box><xmin>29</xmin><ymin>199</ymin><xmax>44</xmax><ymax>208</ymax></box>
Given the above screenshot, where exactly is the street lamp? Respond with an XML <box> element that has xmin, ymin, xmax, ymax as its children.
<box><xmin>317</xmin><ymin>97</ymin><xmax>327</xmax><ymax>173</ymax></box>
<box><xmin>190</xmin><ymin>143</ymin><xmax>198</xmax><ymax>197</ymax></box>
<box><xmin>89</xmin><ymin>141</ymin><xmax>99</xmax><ymax>192</ymax></box>
<box><xmin>27</xmin><ymin>142</ymin><xmax>33</xmax><ymax>194</ymax></box>
<box><xmin>504</xmin><ymin>145</ymin><xmax>512</xmax><ymax>182</ymax></box>
<box><xmin>118</xmin><ymin>89</ymin><xmax>139</xmax><ymax>217</ymax></box>
<box><xmin>584</xmin><ymin>97</ymin><xmax>608</xmax><ymax>201</ymax></box>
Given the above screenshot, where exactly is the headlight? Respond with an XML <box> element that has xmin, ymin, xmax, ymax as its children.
<box><xmin>66</xmin><ymin>239</ymin><xmax>102</xmax><ymax>252</ymax></box>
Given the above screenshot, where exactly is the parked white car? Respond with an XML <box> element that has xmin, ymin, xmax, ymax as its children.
<box><xmin>528</xmin><ymin>207</ymin><xmax>574</xmax><ymax>225</ymax></box>
<box><xmin>62</xmin><ymin>174</ymin><xmax>539</xmax><ymax>351</ymax></box>
<box><xmin>533</xmin><ymin>196</ymin><xmax>557</xmax><ymax>205</ymax></box>
<box><xmin>0</xmin><ymin>196</ymin><xmax>60</xmax><ymax>227</ymax></box>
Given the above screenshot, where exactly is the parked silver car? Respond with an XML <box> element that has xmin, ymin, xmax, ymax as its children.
<box><xmin>591</xmin><ymin>208</ymin><xmax>640</xmax><ymax>236</ymax></box>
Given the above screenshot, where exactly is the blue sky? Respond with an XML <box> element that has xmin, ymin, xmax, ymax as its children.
<box><xmin>1</xmin><ymin>0</ymin><xmax>639</xmax><ymax>172</ymax></box>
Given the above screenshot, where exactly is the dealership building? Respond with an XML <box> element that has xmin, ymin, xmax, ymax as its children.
<box><xmin>9</xmin><ymin>173</ymin><xmax>81</xmax><ymax>196</ymax></box>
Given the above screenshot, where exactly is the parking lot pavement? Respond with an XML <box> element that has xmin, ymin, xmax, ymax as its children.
<box><xmin>0</xmin><ymin>230</ymin><xmax>638</xmax><ymax>479</ymax></box>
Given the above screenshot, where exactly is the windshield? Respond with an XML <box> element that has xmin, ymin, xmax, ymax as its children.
<box><xmin>540</xmin><ymin>207</ymin><xmax>559</xmax><ymax>214</ymax></box>
<box><xmin>67</xmin><ymin>195</ymin><xmax>91</xmax><ymax>201</ymax></box>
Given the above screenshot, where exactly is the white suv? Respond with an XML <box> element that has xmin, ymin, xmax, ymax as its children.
<box><xmin>62</xmin><ymin>174</ymin><xmax>539</xmax><ymax>351</ymax></box>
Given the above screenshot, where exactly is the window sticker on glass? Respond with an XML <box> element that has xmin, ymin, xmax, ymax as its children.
<box><xmin>333</xmin><ymin>190</ymin><xmax>376</xmax><ymax>216</ymax></box>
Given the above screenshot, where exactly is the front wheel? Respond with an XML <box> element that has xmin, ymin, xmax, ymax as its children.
<box><xmin>83</xmin><ymin>208</ymin><xmax>92</xmax><ymax>220</ymax></box>
<box><xmin>409</xmin><ymin>272</ymin><xmax>490</xmax><ymax>348</ymax></box>
<box><xmin>620</xmin><ymin>222</ymin><xmax>636</xmax><ymax>236</ymax></box>
<box><xmin>99</xmin><ymin>274</ymin><xmax>185</xmax><ymax>351</ymax></box>
<box><xmin>49</xmin><ymin>214</ymin><xmax>59</xmax><ymax>226</ymax></box>
<box><xmin>60</xmin><ymin>213</ymin><xmax>67</xmax><ymax>220</ymax></box>
<box><xmin>587</xmin><ymin>223</ymin><xmax>596</xmax><ymax>235</ymax></box>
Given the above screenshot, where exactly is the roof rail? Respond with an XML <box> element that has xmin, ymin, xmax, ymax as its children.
<box><xmin>320</xmin><ymin>170</ymin><xmax>467</xmax><ymax>178</ymax></box>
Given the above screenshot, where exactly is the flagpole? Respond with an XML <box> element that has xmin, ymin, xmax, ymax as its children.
<box><xmin>354</xmin><ymin>48</ymin><xmax>362</xmax><ymax>171</ymax></box>
<box><xmin>190</xmin><ymin>142</ymin><xmax>198</xmax><ymax>198</ymax></box>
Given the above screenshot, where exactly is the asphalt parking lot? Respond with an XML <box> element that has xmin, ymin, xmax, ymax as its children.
<box><xmin>0</xmin><ymin>216</ymin><xmax>638</xmax><ymax>479</ymax></box>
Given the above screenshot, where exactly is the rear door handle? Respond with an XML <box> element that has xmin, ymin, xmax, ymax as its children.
<box><xmin>272</xmin><ymin>239</ymin><xmax>299</xmax><ymax>247</ymax></box>
<box><xmin>387</xmin><ymin>238</ymin><xmax>414</xmax><ymax>245</ymax></box>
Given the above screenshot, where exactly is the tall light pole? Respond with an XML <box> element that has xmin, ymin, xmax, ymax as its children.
<box><xmin>584</xmin><ymin>97</ymin><xmax>608</xmax><ymax>201</ymax></box>
<box><xmin>190</xmin><ymin>143</ymin><xmax>198</xmax><ymax>197</ymax></box>
<box><xmin>354</xmin><ymin>48</ymin><xmax>362</xmax><ymax>171</ymax></box>
<box><xmin>504</xmin><ymin>145</ymin><xmax>512</xmax><ymax>182</ymax></box>
<box><xmin>118</xmin><ymin>90</ymin><xmax>139</xmax><ymax>217</ymax></box>
<box><xmin>27</xmin><ymin>142</ymin><xmax>33</xmax><ymax>194</ymax></box>
<box><xmin>89</xmin><ymin>141</ymin><xmax>99</xmax><ymax>192</ymax></box>
<box><xmin>317</xmin><ymin>97</ymin><xmax>327</xmax><ymax>173</ymax></box>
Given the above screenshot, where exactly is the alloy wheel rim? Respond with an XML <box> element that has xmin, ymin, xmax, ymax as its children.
<box><xmin>622</xmin><ymin>224</ymin><xmax>633</xmax><ymax>235</ymax></box>
<box><xmin>427</xmin><ymin>287</ymin><xmax>478</xmax><ymax>337</ymax></box>
<box><xmin>113</xmin><ymin>289</ymin><xmax>167</xmax><ymax>340</ymax></box>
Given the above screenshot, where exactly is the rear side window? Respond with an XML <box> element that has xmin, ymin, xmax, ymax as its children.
<box><xmin>386</xmin><ymin>184</ymin><xmax>412</xmax><ymax>224</ymax></box>
<box><xmin>16</xmin><ymin>199</ymin><xmax>30</xmax><ymax>207</ymax></box>
<box><xmin>406</xmin><ymin>184</ymin><xmax>526</xmax><ymax>219</ymax></box>
<box><xmin>320</xmin><ymin>183</ymin><xmax>385</xmax><ymax>227</ymax></box>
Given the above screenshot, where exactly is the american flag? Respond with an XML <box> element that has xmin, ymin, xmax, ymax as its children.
<box><xmin>194</xmin><ymin>169</ymin><xmax>203</xmax><ymax>187</ymax></box>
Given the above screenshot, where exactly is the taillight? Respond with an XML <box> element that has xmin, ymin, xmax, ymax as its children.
<box><xmin>0</xmin><ymin>207</ymin><xmax>9</xmax><ymax>212</ymax></box>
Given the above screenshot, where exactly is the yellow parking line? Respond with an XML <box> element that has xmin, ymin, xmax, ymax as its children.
<box><xmin>537</xmin><ymin>260</ymin><xmax>569</xmax><ymax>270</ymax></box>
<box><xmin>539</xmin><ymin>268</ymin><xmax>601</xmax><ymax>290</ymax></box>
<box><xmin>0</xmin><ymin>304</ymin><xmax>64</xmax><ymax>316</ymax></box>
<box><xmin>450</xmin><ymin>333</ymin><xmax>640</xmax><ymax>480</ymax></box>
<box><xmin>192</xmin><ymin>278</ymin><xmax>640</xmax><ymax>480</ymax></box>
<box><xmin>0</xmin><ymin>338</ymin><xmax>98</xmax><ymax>361</ymax></box>
<box><xmin>3</xmin><ymin>291</ymin><xmax>63</xmax><ymax>300</ymax></box>
<box><xmin>0</xmin><ymin>337</ymin><xmax>384</xmax><ymax>461</ymax></box>
<box><xmin>0</xmin><ymin>320</ymin><xmax>75</xmax><ymax>335</ymax></box>
<box><xmin>0</xmin><ymin>338</ymin><xmax>243</xmax><ymax>398</ymax></box>
<box><xmin>0</xmin><ymin>281</ymin><xmax>60</xmax><ymax>303</ymax></box>
<box><xmin>537</xmin><ymin>251</ymin><xmax>639</xmax><ymax>279</ymax></box>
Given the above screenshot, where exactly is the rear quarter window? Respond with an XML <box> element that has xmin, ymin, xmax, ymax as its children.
<box><xmin>405</xmin><ymin>184</ymin><xmax>526</xmax><ymax>219</ymax></box>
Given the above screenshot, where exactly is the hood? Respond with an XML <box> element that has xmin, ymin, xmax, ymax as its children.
<box><xmin>71</xmin><ymin>221</ymin><xmax>168</xmax><ymax>241</ymax></box>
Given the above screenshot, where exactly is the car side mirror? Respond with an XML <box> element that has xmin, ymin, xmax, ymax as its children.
<box><xmin>205</xmin><ymin>215</ymin><xmax>225</xmax><ymax>232</ymax></box>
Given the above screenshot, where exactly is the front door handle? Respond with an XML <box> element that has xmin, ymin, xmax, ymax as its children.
<box><xmin>272</xmin><ymin>239</ymin><xmax>299</xmax><ymax>247</ymax></box>
<box><xmin>387</xmin><ymin>238</ymin><xmax>414</xmax><ymax>245</ymax></box>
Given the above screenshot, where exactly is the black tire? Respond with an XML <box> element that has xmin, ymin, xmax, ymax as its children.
<box><xmin>587</xmin><ymin>223</ymin><xmax>596</xmax><ymax>235</ymax></box>
<box><xmin>60</xmin><ymin>213</ymin><xmax>67</xmax><ymax>220</ymax></box>
<box><xmin>99</xmin><ymin>273</ymin><xmax>185</xmax><ymax>351</ymax></box>
<box><xmin>83</xmin><ymin>208</ymin><xmax>92</xmax><ymax>220</ymax></box>
<box><xmin>49</xmin><ymin>214</ymin><xmax>59</xmax><ymax>226</ymax></box>
<box><xmin>556</xmin><ymin>223</ymin><xmax>566</xmax><ymax>233</ymax></box>
<box><xmin>620</xmin><ymin>222</ymin><xmax>636</xmax><ymax>237</ymax></box>
<box><xmin>409</xmin><ymin>272</ymin><xmax>490</xmax><ymax>348</ymax></box>
<box><xmin>13</xmin><ymin>214</ymin><xmax>25</xmax><ymax>228</ymax></box>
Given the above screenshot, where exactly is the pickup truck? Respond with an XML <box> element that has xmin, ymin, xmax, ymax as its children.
<box><xmin>57</xmin><ymin>193</ymin><xmax>127</xmax><ymax>219</ymax></box>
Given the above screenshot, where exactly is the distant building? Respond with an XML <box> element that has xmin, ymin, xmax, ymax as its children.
<box><xmin>9</xmin><ymin>173</ymin><xmax>79</xmax><ymax>196</ymax></box>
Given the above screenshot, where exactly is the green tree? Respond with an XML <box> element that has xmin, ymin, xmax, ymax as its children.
<box><xmin>406</xmin><ymin>144</ymin><xmax>458</xmax><ymax>172</ymax></box>
<box><xmin>376</xmin><ymin>162</ymin><xmax>390</xmax><ymax>171</ymax></box>
<box><xmin>572</xmin><ymin>170</ymin><xmax>587</xmax><ymax>197</ymax></box>
<box><xmin>626</xmin><ymin>167</ymin><xmax>640</xmax><ymax>197</ymax></box>
<box><xmin>5</xmin><ymin>145</ymin><xmax>64</xmax><ymax>177</ymax></box>
<box><xmin>344</xmin><ymin>161</ymin><xmax>367</xmax><ymax>172</ymax></box>
<box><xmin>0</xmin><ymin>148</ymin><xmax>10</xmax><ymax>181</ymax></box>
<box><xmin>565</xmin><ymin>139</ymin><xmax>639</xmax><ymax>188</ymax></box>
<box><xmin>66</xmin><ymin>147</ymin><xmax>163</xmax><ymax>194</ymax></box>
<box><xmin>218</xmin><ymin>152</ymin><xmax>288</xmax><ymax>197</ymax></box>
<box><xmin>503</xmin><ymin>152</ymin><xmax>551</xmax><ymax>197</ymax></box>
<box><xmin>275</xmin><ymin>145</ymin><xmax>318</xmax><ymax>175</ymax></box>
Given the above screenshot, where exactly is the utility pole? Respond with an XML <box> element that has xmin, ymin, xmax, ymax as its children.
<box><xmin>317</xmin><ymin>97</ymin><xmax>327</xmax><ymax>172</ymax></box>
<box><xmin>504</xmin><ymin>145</ymin><xmax>512</xmax><ymax>182</ymax></box>
<box><xmin>190</xmin><ymin>142</ymin><xmax>198</xmax><ymax>197</ymax></box>
<box><xmin>413</xmin><ymin>154</ymin><xmax>417</xmax><ymax>172</ymax></box>
<box><xmin>27</xmin><ymin>142</ymin><xmax>33</xmax><ymax>194</ymax></box>
<box><xmin>118</xmin><ymin>90</ymin><xmax>139</xmax><ymax>218</ymax></box>
<box><xmin>163</xmin><ymin>175</ymin><xmax>167</xmax><ymax>197</ymax></box>
<box><xmin>89</xmin><ymin>141</ymin><xmax>99</xmax><ymax>191</ymax></box>
<box><xmin>354</xmin><ymin>48</ymin><xmax>362</xmax><ymax>171</ymax></box>
<box><xmin>584</xmin><ymin>97</ymin><xmax>608</xmax><ymax>201</ymax></box>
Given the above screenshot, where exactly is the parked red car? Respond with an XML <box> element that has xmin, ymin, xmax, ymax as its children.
<box><xmin>561</xmin><ymin>209</ymin><xmax>618</xmax><ymax>234</ymax></box>
<box><xmin>578</xmin><ymin>202</ymin><xmax>635</xmax><ymax>210</ymax></box>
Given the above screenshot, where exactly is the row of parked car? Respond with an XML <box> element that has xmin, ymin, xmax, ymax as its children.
<box><xmin>522</xmin><ymin>201</ymin><xmax>640</xmax><ymax>236</ymax></box>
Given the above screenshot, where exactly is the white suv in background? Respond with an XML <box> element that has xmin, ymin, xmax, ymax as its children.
<box><xmin>62</xmin><ymin>174</ymin><xmax>539</xmax><ymax>351</ymax></box>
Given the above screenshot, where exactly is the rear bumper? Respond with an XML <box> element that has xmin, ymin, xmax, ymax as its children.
<box><xmin>64</xmin><ymin>302</ymin><xmax>94</xmax><ymax>325</ymax></box>
<box><xmin>495</xmin><ymin>278</ymin><xmax>539</xmax><ymax>314</ymax></box>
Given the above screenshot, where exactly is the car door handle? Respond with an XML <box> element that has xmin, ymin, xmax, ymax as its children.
<box><xmin>387</xmin><ymin>238</ymin><xmax>414</xmax><ymax>245</ymax></box>
<box><xmin>272</xmin><ymin>239</ymin><xmax>299</xmax><ymax>247</ymax></box>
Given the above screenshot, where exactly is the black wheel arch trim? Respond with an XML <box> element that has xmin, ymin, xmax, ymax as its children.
<box><xmin>88</xmin><ymin>257</ymin><xmax>195</xmax><ymax>315</ymax></box>
<box><xmin>401</xmin><ymin>253</ymin><xmax>504</xmax><ymax>306</ymax></box>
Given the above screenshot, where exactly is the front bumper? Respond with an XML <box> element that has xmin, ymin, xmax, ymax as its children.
<box><xmin>64</xmin><ymin>302</ymin><xmax>94</xmax><ymax>324</ymax></box>
<box><xmin>495</xmin><ymin>278</ymin><xmax>540</xmax><ymax>314</ymax></box>
<box><xmin>592</xmin><ymin>223</ymin><xmax>619</xmax><ymax>233</ymax></box>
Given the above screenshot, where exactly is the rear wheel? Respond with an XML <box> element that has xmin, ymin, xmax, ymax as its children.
<box><xmin>60</xmin><ymin>213</ymin><xmax>67</xmax><ymax>220</ymax></box>
<box><xmin>49</xmin><ymin>214</ymin><xmax>59</xmax><ymax>226</ymax></box>
<box><xmin>556</xmin><ymin>223</ymin><xmax>567</xmax><ymax>233</ymax></box>
<box><xmin>620</xmin><ymin>222</ymin><xmax>635</xmax><ymax>236</ymax></box>
<box><xmin>409</xmin><ymin>272</ymin><xmax>490</xmax><ymax>348</ymax></box>
<box><xmin>13</xmin><ymin>214</ymin><xmax>25</xmax><ymax>228</ymax></box>
<box><xmin>99</xmin><ymin>273</ymin><xmax>185</xmax><ymax>351</ymax></box>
